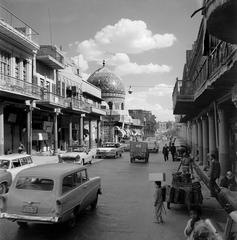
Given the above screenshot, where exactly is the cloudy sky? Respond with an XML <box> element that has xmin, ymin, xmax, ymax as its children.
<box><xmin>3</xmin><ymin>0</ymin><xmax>202</xmax><ymax>121</ymax></box>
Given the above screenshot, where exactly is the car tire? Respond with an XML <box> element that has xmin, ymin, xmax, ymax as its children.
<box><xmin>130</xmin><ymin>158</ymin><xmax>134</xmax><ymax>163</ymax></box>
<box><xmin>17</xmin><ymin>222</ymin><xmax>28</xmax><ymax>229</ymax></box>
<box><xmin>91</xmin><ymin>194</ymin><xmax>98</xmax><ymax>210</ymax></box>
<box><xmin>67</xmin><ymin>212</ymin><xmax>77</xmax><ymax>228</ymax></box>
<box><xmin>0</xmin><ymin>183</ymin><xmax>7</xmax><ymax>194</ymax></box>
<box><xmin>114</xmin><ymin>154</ymin><xmax>117</xmax><ymax>159</ymax></box>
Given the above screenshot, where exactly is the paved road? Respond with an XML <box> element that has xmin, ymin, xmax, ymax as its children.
<box><xmin>0</xmin><ymin>152</ymin><xmax>225</xmax><ymax>240</ymax></box>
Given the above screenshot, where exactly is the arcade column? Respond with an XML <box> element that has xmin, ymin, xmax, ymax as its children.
<box><xmin>197</xmin><ymin>119</ymin><xmax>203</xmax><ymax>165</ymax></box>
<box><xmin>0</xmin><ymin>104</ymin><xmax>4</xmax><ymax>155</ymax></box>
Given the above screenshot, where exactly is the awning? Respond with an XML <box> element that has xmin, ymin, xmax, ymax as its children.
<box><xmin>114</xmin><ymin>126</ymin><xmax>126</xmax><ymax>137</ymax></box>
<box><xmin>32</xmin><ymin>131</ymin><xmax>48</xmax><ymax>141</ymax></box>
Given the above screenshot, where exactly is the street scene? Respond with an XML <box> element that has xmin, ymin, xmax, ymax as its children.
<box><xmin>0</xmin><ymin>0</ymin><xmax>237</xmax><ymax>239</ymax></box>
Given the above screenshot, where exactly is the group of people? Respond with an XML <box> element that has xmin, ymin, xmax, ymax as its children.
<box><xmin>162</xmin><ymin>142</ymin><xmax>177</xmax><ymax>162</ymax></box>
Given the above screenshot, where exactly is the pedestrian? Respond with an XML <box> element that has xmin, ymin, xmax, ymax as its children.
<box><xmin>162</xmin><ymin>144</ymin><xmax>169</xmax><ymax>161</ymax></box>
<box><xmin>154</xmin><ymin>181</ymin><xmax>165</xmax><ymax>223</ymax></box>
<box><xmin>18</xmin><ymin>143</ymin><xmax>25</xmax><ymax>154</ymax></box>
<box><xmin>170</xmin><ymin>143</ymin><xmax>176</xmax><ymax>161</ymax></box>
<box><xmin>184</xmin><ymin>206</ymin><xmax>202</xmax><ymax>240</ymax></box>
<box><xmin>220</xmin><ymin>171</ymin><xmax>237</xmax><ymax>191</ymax></box>
<box><xmin>209</xmin><ymin>153</ymin><xmax>220</xmax><ymax>197</ymax></box>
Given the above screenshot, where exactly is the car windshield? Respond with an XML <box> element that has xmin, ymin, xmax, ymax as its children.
<box><xmin>16</xmin><ymin>177</ymin><xmax>54</xmax><ymax>191</ymax></box>
<box><xmin>0</xmin><ymin>160</ymin><xmax>10</xmax><ymax>169</ymax></box>
<box><xmin>68</xmin><ymin>146</ymin><xmax>85</xmax><ymax>152</ymax></box>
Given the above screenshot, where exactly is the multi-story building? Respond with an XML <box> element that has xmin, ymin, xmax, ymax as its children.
<box><xmin>172</xmin><ymin>9</ymin><xmax>237</xmax><ymax>180</ymax></box>
<box><xmin>0</xmin><ymin>4</ymin><xmax>40</xmax><ymax>155</ymax></box>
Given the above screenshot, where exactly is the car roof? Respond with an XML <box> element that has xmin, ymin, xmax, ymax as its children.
<box><xmin>16</xmin><ymin>163</ymin><xmax>86</xmax><ymax>178</ymax></box>
<box><xmin>0</xmin><ymin>154</ymin><xmax>31</xmax><ymax>160</ymax></box>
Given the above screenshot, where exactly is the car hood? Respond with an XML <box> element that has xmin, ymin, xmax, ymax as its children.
<box><xmin>61</xmin><ymin>152</ymin><xmax>84</xmax><ymax>158</ymax></box>
<box><xmin>97</xmin><ymin>148</ymin><xmax>116</xmax><ymax>151</ymax></box>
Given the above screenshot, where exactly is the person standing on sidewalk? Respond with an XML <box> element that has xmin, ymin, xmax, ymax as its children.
<box><xmin>154</xmin><ymin>181</ymin><xmax>165</xmax><ymax>223</ymax></box>
<box><xmin>170</xmin><ymin>143</ymin><xmax>177</xmax><ymax>161</ymax></box>
<box><xmin>209</xmin><ymin>153</ymin><xmax>221</xmax><ymax>197</ymax></box>
<box><xmin>162</xmin><ymin>144</ymin><xmax>169</xmax><ymax>162</ymax></box>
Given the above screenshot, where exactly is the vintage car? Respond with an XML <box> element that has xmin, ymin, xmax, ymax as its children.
<box><xmin>0</xmin><ymin>163</ymin><xmax>102</xmax><ymax>228</ymax></box>
<box><xmin>0</xmin><ymin>154</ymin><xmax>34</xmax><ymax>181</ymax></box>
<box><xmin>96</xmin><ymin>142</ymin><xmax>123</xmax><ymax>158</ymax></box>
<box><xmin>119</xmin><ymin>140</ymin><xmax>130</xmax><ymax>152</ymax></box>
<box><xmin>145</xmin><ymin>137</ymin><xmax>159</xmax><ymax>153</ymax></box>
<box><xmin>0</xmin><ymin>170</ymin><xmax>12</xmax><ymax>194</ymax></box>
<box><xmin>58</xmin><ymin>146</ymin><xmax>94</xmax><ymax>165</ymax></box>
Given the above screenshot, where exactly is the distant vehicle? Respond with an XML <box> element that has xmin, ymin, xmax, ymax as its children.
<box><xmin>0</xmin><ymin>154</ymin><xmax>35</xmax><ymax>181</ymax></box>
<box><xmin>145</xmin><ymin>137</ymin><xmax>159</xmax><ymax>153</ymax></box>
<box><xmin>96</xmin><ymin>142</ymin><xmax>123</xmax><ymax>158</ymax></box>
<box><xmin>58</xmin><ymin>146</ymin><xmax>94</xmax><ymax>165</ymax></box>
<box><xmin>0</xmin><ymin>164</ymin><xmax>102</xmax><ymax>228</ymax></box>
<box><xmin>0</xmin><ymin>170</ymin><xmax>12</xmax><ymax>194</ymax></box>
<box><xmin>130</xmin><ymin>141</ymin><xmax>149</xmax><ymax>163</ymax></box>
<box><xmin>120</xmin><ymin>139</ymin><xmax>130</xmax><ymax>152</ymax></box>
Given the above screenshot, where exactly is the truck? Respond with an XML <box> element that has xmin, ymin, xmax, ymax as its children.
<box><xmin>130</xmin><ymin>141</ymin><xmax>149</xmax><ymax>163</ymax></box>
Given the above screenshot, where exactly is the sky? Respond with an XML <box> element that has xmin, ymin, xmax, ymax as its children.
<box><xmin>2</xmin><ymin>0</ymin><xmax>202</xmax><ymax>121</ymax></box>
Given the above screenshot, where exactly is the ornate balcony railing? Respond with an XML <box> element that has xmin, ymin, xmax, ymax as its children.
<box><xmin>192</xmin><ymin>41</ymin><xmax>236</xmax><ymax>93</ymax></box>
<box><xmin>0</xmin><ymin>73</ymin><xmax>41</xmax><ymax>99</ymax></box>
<box><xmin>39</xmin><ymin>92</ymin><xmax>69</xmax><ymax>108</ymax></box>
<box><xmin>0</xmin><ymin>4</ymin><xmax>39</xmax><ymax>44</ymax></box>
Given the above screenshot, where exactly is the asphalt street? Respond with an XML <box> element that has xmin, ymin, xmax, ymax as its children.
<box><xmin>0</xmin><ymin>151</ymin><xmax>226</xmax><ymax>240</ymax></box>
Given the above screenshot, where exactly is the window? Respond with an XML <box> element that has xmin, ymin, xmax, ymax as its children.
<box><xmin>0</xmin><ymin>160</ymin><xmax>10</xmax><ymax>169</ymax></box>
<box><xmin>62</xmin><ymin>82</ymin><xmax>65</xmax><ymax>97</ymax></box>
<box><xmin>62</xmin><ymin>174</ymin><xmax>76</xmax><ymax>194</ymax></box>
<box><xmin>23</xmin><ymin>60</ymin><xmax>27</xmax><ymax>81</ymax></box>
<box><xmin>15</xmin><ymin>58</ymin><xmax>20</xmax><ymax>79</ymax></box>
<box><xmin>11</xmin><ymin>160</ymin><xmax>21</xmax><ymax>168</ymax></box>
<box><xmin>0</xmin><ymin>50</ymin><xmax>10</xmax><ymax>76</ymax></box>
<box><xmin>75</xmin><ymin>170</ymin><xmax>88</xmax><ymax>186</ymax></box>
<box><xmin>20</xmin><ymin>157</ymin><xmax>28</xmax><ymax>166</ymax></box>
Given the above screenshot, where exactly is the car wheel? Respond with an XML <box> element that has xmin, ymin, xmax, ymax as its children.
<box><xmin>0</xmin><ymin>183</ymin><xmax>7</xmax><ymax>194</ymax></box>
<box><xmin>91</xmin><ymin>194</ymin><xmax>98</xmax><ymax>210</ymax></box>
<box><xmin>17</xmin><ymin>222</ymin><xmax>28</xmax><ymax>229</ymax></box>
<box><xmin>67</xmin><ymin>212</ymin><xmax>77</xmax><ymax>228</ymax></box>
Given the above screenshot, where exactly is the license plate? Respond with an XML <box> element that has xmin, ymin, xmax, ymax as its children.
<box><xmin>22</xmin><ymin>205</ymin><xmax>38</xmax><ymax>214</ymax></box>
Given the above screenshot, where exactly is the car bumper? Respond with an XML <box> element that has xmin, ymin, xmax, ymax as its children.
<box><xmin>96</xmin><ymin>152</ymin><xmax>116</xmax><ymax>157</ymax></box>
<box><xmin>0</xmin><ymin>212</ymin><xmax>59</xmax><ymax>224</ymax></box>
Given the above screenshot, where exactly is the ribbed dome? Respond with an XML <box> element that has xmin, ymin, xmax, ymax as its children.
<box><xmin>87</xmin><ymin>64</ymin><xmax>125</xmax><ymax>96</ymax></box>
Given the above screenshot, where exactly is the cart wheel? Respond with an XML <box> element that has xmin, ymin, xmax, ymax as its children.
<box><xmin>130</xmin><ymin>158</ymin><xmax>134</xmax><ymax>163</ymax></box>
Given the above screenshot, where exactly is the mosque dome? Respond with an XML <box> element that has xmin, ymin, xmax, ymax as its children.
<box><xmin>87</xmin><ymin>61</ymin><xmax>125</xmax><ymax>97</ymax></box>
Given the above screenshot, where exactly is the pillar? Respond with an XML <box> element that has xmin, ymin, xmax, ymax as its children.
<box><xmin>54</xmin><ymin>111</ymin><xmax>58</xmax><ymax>154</ymax></box>
<box><xmin>192</xmin><ymin>121</ymin><xmax>198</xmax><ymax>156</ymax></box>
<box><xmin>89</xmin><ymin>120</ymin><xmax>92</xmax><ymax>149</ymax></box>
<box><xmin>218</xmin><ymin>108</ymin><xmax>231</xmax><ymax>177</ymax></box>
<box><xmin>79</xmin><ymin>115</ymin><xmax>84</xmax><ymax>145</ymax></box>
<box><xmin>0</xmin><ymin>104</ymin><xmax>4</xmax><ymax>155</ymax></box>
<box><xmin>69</xmin><ymin>117</ymin><xmax>72</xmax><ymax>147</ymax></box>
<box><xmin>97</xmin><ymin>120</ymin><xmax>101</xmax><ymax>147</ymax></box>
<box><xmin>202</xmin><ymin>115</ymin><xmax>209</xmax><ymax>167</ymax></box>
<box><xmin>27</xmin><ymin>103</ymin><xmax>32</xmax><ymax>155</ymax></box>
<box><xmin>208</xmin><ymin>111</ymin><xmax>216</xmax><ymax>155</ymax></box>
<box><xmin>197</xmin><ymin>119</ymin><xmax>203</xmax><ymax>165</ymax></box>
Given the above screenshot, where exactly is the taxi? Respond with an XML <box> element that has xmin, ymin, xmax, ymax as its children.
<box><xmin>0</xmin><ymin>164</ymin><xmax>102</xmax><ymax>228</ymax></box>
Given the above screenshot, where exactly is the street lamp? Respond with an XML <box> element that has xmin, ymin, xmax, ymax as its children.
<box><xmin>108</xmin><ymin>102</ymin><xmax>113</xmax><ymax>142</ymax></box>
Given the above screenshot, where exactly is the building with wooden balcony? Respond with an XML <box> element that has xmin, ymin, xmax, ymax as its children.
<box><xmin>202</xmin><ymin>0</ymin><xmax>237</xmax><ymax>44</ymax></box>
<box><xmin>0</xmin><ymin>5</ymin><xmax>40</xmax><ymax>155</ymax></box>
<box><xmin>172</xmin><ymin>18</ymin><xmax>237</xmax><ymax>182</ymax></box>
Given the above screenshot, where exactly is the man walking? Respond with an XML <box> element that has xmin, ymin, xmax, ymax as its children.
<box><xmin>170</xmin><ymin>143</ymin><xmax>176</xmax><ymax>161</ymax></box>
<box><xmin>162</xmin><ymin>144</ymin><xmax>169</xmax><ymax>162</ymax></box>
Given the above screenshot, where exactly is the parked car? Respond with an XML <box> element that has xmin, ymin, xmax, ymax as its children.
<box><xmin>130</xmin><ymin>141</ymin><xmax>149</xmax><ymax>163</ymax></box>
<box><xmin>58</xmin><ymin>146</ymin><xmax>94</xmax><ymax>165</ymax></box>
<box><xmin>145</xmin><ymin>137</ymin><xmax>159</xmax><ymax>153</ymax></box>
<box><xmin>96</xmin><ymin>142</ymin><xmax>123</xmax><ymax>158</ymax></box>
<box><xmin>0</xmin><ymin>170</ymin><xmax>12</xmax><ymax>194</ymax></box>
<box><xmin>120</xmin><ymin>140</ymin><xmax>130</xmax><ymax>152</ymax></box>
<box><xmin>0</xmin><ymin>154</ymin><xmax>34</xmax><ymax>181</ymax></box>
<box><xmin>0</xmin><ymin>163</ymin><xmax>102</xmax><ymax>228</ymax></box>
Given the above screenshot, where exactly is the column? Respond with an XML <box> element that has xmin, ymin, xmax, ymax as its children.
<box><xmin>27</xmin><ymin>103</ymin><xmax>32</xmax><ymax>155</ymax></box>
<box><xmin>69</xmin><ymin>117</ymin><xmax>72</xmax><ymax>147</ymax></box>
<box><xmin>202</xmin><ymin>115</ymin><xmax>209</xmax><ymax>167</ymax></box>
<box><xmin>54</xmin><ymin>111</ymin><xmax>58</xmax><ymax>154</ymax></box>
<box><xmin>79</xmin><ymin>115</ymin><xmax>84</xmax><ymax>145</ymax></box>
<box><xmin>89</xmin><ymin>120</ymin><xmax>92</xmax><ymax>149</ymax></box>
<box><xmin>208</xmin><ymin>111</ymin><xmax>216</xmax><ymax>155</ymax></box>
<box><xmin>0</xmin><ymin>104</ymin><xmax>4</xmax><ymax>155</ymax></box>
<box><xmin>197</xmin><ymin>119</ymin><xmax>203</xmax><ymax>165</ymax></box>
<box><xmin>97</xmin><ymin>120</ymin><xmax>101</xmax><ymax>147</ymax></box>
<box><xmin>192</xmin><ymin>121</ymin><xmax>198</xmax><ymax>156</ymax></box>
<box><xmin>218</xmin><ymin>108</ymin><xmax>231</xmax><ymax>177</ymax></box>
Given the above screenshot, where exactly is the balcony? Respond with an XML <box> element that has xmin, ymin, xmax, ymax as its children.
<box><xmin>66</xmin><ymin>98</ymin><xmax>91</xmax><ymax>113</ymax></box>
<box><xmin>82</xmin><ymin>80</ymin><xmax>102</xmax><ymax>101</ymax></box>
<box><xmin>203</xmin><ymin>0</ymin><xmax>237</xmax><ymax>44</ymax></box>
<box><xmin>0</xmin><ymin>73</ymin><xmax>41</xmax><ymax>101</ymax></box>
<box><xmin>37</xmin><ymin>45</ymin><xmax>64</xmax><ymax>69</ymax></box>
<box><xmin>193</xmin><ymin>41</ymin><xmax>237</xmax><ymax>104</ymax></box>
<box><xmin>37</xmin><ymin>92</ymin><xmax>69</xmax><ymax>108</ymax></box>
<box><xmin>91</xmin><ymin>106</ymin><xmax>106</xmax><ymax>116</ymax></box>
<box><xmin>0</xmin><ymin>5</ymin><xmax>39</xmax><ymax>51</ymax></box>
<box><xmin>172</xmin><ymin>79</ymin><xmax>194</xmax><ymax>115</ymax></box>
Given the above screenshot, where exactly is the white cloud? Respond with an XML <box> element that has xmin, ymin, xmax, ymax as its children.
<box><xmin>77</xmin><ymin>18</ymin><xmax>176</xmax><ymax>61</ymax></box>
<box><xmin>71</xmin><ymin>54</ymin><xmax>89</xmax><ymax>72</ymax></box>
<box><xmin>125</xmin><ymin>84</ymin><xmax>175</xmax><ymax>121</ymax></box>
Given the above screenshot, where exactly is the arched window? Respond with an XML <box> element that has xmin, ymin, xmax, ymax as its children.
<box><xmin>121</xmin><ymin>103</ymin><xmax>124</xmax><ymax>110</ymax></box>
<box><xmin>108</xmin><ymin>101</ymin><xmax>113</xmax><ymax>110</ymax></box>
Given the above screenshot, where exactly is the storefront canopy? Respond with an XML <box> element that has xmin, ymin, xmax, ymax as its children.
<box><xmin>114</xmin><ymin>126</ymin><xmax>126</xmax><ymax>137</ymax></box>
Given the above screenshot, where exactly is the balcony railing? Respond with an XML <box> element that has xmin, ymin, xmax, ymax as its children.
<box><xmin>192</xmin><ymin>41</ymin><xmax>236</xmax><ymax>93</ymax></box>
<box><xmin>67</xmin><ymin>98</ymin><xmax>91</xmax><ymax>113</ymax></box>
<box><xmin>38</xmin><ymin>46</ymin><xmax>64</xmax><ymax>65</ymax></box>
<box><xmin>0</xmin><ymin>4</ymin><xmax>39</xmax><ymax>44</ymax></box>
<box><xmin>0</xmin><ymin>73</ymin><xmax>41</xmax><ymax>99</ymax></box>
<box><xmin>39</xmin><ymin>92</ymin><xmax>69</xmax><ymax>108</ymax></box>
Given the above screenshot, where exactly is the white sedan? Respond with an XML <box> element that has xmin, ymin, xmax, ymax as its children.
<box><xmin>96</xmin><ymin>142</ymin><xmax>123</xmax><ymax>158</ymax></box>
<box><xmin>58</xmin><ymin>146</ymin><xmax>94</xmax><ymax>165</ymax></box>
